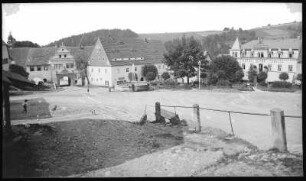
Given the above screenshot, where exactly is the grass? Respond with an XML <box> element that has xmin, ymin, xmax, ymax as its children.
<box><xmin>256</xmin><ymin>85</ymin><xmax>300</xmax><ymax>92</ymax></box>
<box><xmin>3</xmin><ymin>120</ymin><xmax>186</xmax><ymax>177</ymax></box>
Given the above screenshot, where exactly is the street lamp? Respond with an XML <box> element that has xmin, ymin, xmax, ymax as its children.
<box><xmin>198</xmin><ymin>60</ymin><xmax>201</xmax><ymax>90</ymax></box>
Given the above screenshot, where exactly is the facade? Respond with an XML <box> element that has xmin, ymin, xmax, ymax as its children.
<box><xmin>10</xmin><ymin>44</ymin><xmax>93</xmax><ymax>85</ymax></box>
<box><xmin>229</xmin><ymin>37</ymin><xmax>302</xmax><ymax>83</ymax></box>
<box><xmin>87</xmin><ymin>38</ymin><xmax>169</xmax><ymax>87</ymax></box>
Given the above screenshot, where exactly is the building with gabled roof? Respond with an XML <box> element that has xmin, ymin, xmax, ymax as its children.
<box><xmin>229</xmin><ymin>37</ymin><xmax>302</xmax><ymax>83</ymax></box>
<box><xmin>87</xmin><ymin>37</ymin><xmax>168</xmax><ymax>87</ymax></box>
<box><xmin>9</xmin><ymin>43</ymin><xmax>94</xmax><ymax>85</ymax></box>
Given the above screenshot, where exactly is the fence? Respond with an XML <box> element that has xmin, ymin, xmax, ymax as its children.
<box><xmin>151</xmin><ymin>102</ymin><xmax>302</xmax><ymax>152</ymax></box>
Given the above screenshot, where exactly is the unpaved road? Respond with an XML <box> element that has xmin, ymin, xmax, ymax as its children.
<box><xmin>10</xmin><ymin>86</ymin><xmax>302</xmax><ymax>153</ymax></box>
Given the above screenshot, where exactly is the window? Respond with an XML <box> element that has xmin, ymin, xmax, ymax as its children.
<box><xmin>288</xmin><ymin>65</ymin><xmax>293</xmax><ymax>72</ymax></box>
<box><xmin>261</xmin><ymin>53</ymin><xmax>264</xmax><ymax>58</ymax></box>
<box><xmin>278</xmin><ymin>64</ymin><xmax>282</xmax><ymax>71</ymax></box>
<box><xmin>30</xmin><ymin>66</ymin><xmax>35</xmax><ymax>71</ymax></box>
<box><xmin>64</xmin><ymin>54</ymin><xmax>67</xmax><ymax>58</ymax></box>
<box><xmin>126</xmin><ymin>68</ymin><xmax>129</xmax><ymax>72</ymax></box>
<box><xmin>242</xmin><ymin>63</ymin><xmax>245</xmax><ymax>70</ymax></box>
<box><xmin>37</xmin><ymin>66</ymin><xmax>42</xmax><ymax>71</ymax></box>
<box><xmin>59</xmin><ymin>55</ymin><xmax>61</xmax><ymax>58</ymax></box>
<box><xmin>135</xmin><ymin>67</ymin><xmax>137</xmax><ymax>71</ymax></box>
<box><xmin>70</xmin><ymin>64</ymin><xmax>74</xmax><ymax>68</ymax></box>
<box><xmin>278</xmin><ymin>53</ymin><xmax>282</xmax><ymax>58</ymax></box>
<box><xmin>268</xmin><ymin>53</ymin><xmax>271</xmax><ymax>58</ymax></box>
<box><xmin>268</xmin><ymin>64</ymin><xmax>272</xmax><ymax>71</ymax></box>
<box><xmin>105</xmin><ymin>81</ymin><xmax>109</xmax><ymax>86</ymax></box>
<box><xmin>62</xmin><ymin>49</ymin><xmax>64</xmax><ymax>51</ymax></box>
<box><xmin>44</xmin><ymin>66</ymin><xmax>48</xmax><ymax>71</ymax></box>
<box><xmin>289</xmin><ymin>53</ymin><xmax>292</xmax><ymax>58</ymax></box>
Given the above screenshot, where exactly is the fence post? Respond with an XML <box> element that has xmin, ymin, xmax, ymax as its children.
<box><xmin>155</xmin><ymin>102</ymin><xmax>161</xmax><ymax>122</ymax></box>
<box><xmin>193</xmin><ymin>104</ymin><xmax>201</xmax><ymax>132</ymax></box>
<box><xmin>270</xmin><ymin>108</ymin><xmax>287</xmax><ymax>152</ymax></box>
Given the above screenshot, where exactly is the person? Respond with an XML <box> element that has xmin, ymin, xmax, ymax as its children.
<box><xmin>22</xmin><ymin>99</ymin><xmax>28</xmax><ymax>113</ymax></box>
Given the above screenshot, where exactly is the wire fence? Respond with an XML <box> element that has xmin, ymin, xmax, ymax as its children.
<box><xmin>146</xmin><ymin>103</ymin><xmax>302</xmax><ymax>149</ymax></box>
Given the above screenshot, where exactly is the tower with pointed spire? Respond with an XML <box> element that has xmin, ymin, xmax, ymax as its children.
<box><xmin>229</xmin><ymin>37</ymin><xmax>241</xmax><ymax>58</ymax></box>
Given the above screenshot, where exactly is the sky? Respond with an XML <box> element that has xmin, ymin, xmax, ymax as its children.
<box><xmin>2</xmin><ymin>2</ymin><xmax>302</xmax><ymax>46</ymax></box>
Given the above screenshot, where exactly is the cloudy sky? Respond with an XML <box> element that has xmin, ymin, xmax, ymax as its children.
<box><xmin>2</xmin><ymin>3</ymin><xmax>302</xmax><ymax>46</ymax></box>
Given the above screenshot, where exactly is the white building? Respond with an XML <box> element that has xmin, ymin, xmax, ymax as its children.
<box><xmin>229</xmin><ymin>37</ymin><xmax>302</xmax><ymax>83</ymax></box>
<box><xmin>87</xmin><ymin>38</ymin><xmax>169</xmax><ymax>87</ymax></box>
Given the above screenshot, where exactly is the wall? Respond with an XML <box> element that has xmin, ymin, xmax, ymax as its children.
<box><xmin>27</xmin><ymin>65</ymin><xmax>52</xmax><ymax>81</ymax></box>
<box><xmin>88</xmin><ymin>66</ymin><xmax>112</xmax><ymax>86</ymax></box>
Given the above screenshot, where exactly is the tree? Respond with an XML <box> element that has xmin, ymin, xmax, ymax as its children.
<box><xmin>296</xmin><ymin>73</ymin><xmax>302</xmax><ymax>81</ymax></box>
<box><xmin>76</xmin><ymin>56</ymin><xmax>90</xmax><ymax>91</ymax></box>
<box><xmin>208</xmin><ymin>56</ymin><xmax>243</xmax><ymax>84</ymax></box>
<box><xmin>235</xmin><ymin>69</ymin><xmax>244</xmax><ymax>82</ymax></box>
<box><xmin>163</xmin><ymin>35</ymin><xmax>209</xmax><ymax>84</ymax></box>
<box><xmin>161</xmin><ymin>72</ymin><xmax>170</xmax><ymax>80</ymax></box>
<box><xmin>257</xmin><ymin>71</ymin><xmax>268</xmax><ymax>83</ymax></box>
<box><xmin>279</xmin><ymin>72</ymin><xmax>289</xmax><ymax>81</ymax></box>
<box><xmin>145</xmin><ymin>72</ymin><xmax>156</xmax><ymax>81</ymax></box>
<box><xmin>14</xmin><ymin>41</ymin><xmax>40</xmax><ymax>48</ymax></box>
<box><xmin>7</xmin><ymin>32</ymin><xmax>16</xmax><ymax>47</ymax></box>
<box><xmin>9</xmin><ymin>64</ymin><xmax>29</xmax><ymax>79</ymax></box>
<box><xmin>248</xmin><ymin>65</ymin><xmax>258</xmax><ymax>85</ymax></box>
<box><xmin>141</xmin><ymin>64</ymin><xmax>158</xmax><ymax>80</ymax></box>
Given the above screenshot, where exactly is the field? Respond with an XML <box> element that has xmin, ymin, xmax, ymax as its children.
<box><xmin>10</xmin><ymin>86</ymin><xmax>302</xmax><ymax>154</ymax></box>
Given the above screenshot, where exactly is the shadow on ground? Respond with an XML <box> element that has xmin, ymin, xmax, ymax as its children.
<box><xmin>2</xmin><ymin>119</ymin><xmax>186</xmax><ymax>178</ymax></box>
<box><xmin>10</xmin><ymin>98</ymin><xmax>52</xmax><ymax>121</ymax></box>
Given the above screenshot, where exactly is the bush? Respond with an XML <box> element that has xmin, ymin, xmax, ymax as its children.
<box><xmin>161</xmin><ymin>72</ymin><xmax>170</xmax><ymax>80</ymax></box>
<box><xmin>164</xmin><ymin>79</ymin><xmax>178</xmax><ymax>87</ymax></box>
<box><xmin>216</xmin><ymin>79</ymin><xmax>232</xmax><ymax>87</ymax></box>
<box><xmin>145</xmin><ymin>72</ymin><xmax>156</xmax><ymax>81</ymax></box>
<box><xmin>296</xmin><ymin>73</ymin><xmax>302</xmax><ymax>81</ymax></box>
<box><xmin>258</xmin><ymin>81</ymin><xmax>268</xmax><ymax>87</ymax></box>
<box><xmin>271</xmin><ymin>81</ymin><xmax>292</xmax><ymax>88</ymax></box>
<box><xmin>279</xmin><ymin>72</ymin><xmax>289</xmax><ymax>81</ymax></box>
<box><xmin>257</xmin><ymin>71</ymin><xmax>268</xmax><ymax>83</ymax></box>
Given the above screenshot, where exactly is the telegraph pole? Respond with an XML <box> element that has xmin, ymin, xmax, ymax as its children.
<box><xmin>198</xmin><ymin>60</ymin><xmax>201</xmax><ymax>90</ymax></box>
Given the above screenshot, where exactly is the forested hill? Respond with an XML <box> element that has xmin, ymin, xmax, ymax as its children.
<box><xmin>45</xmin><ymin>29</ymin><xmax>139</xmax><ymax>47</ymax></box>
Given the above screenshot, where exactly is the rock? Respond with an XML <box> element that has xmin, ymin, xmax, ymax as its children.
<box><xmin>35</xmin><ymin>168</ymin><xmax>43</xmax><ymax>172</ymax></box>
<box><xmin>33</xmin><ymin>131</ymin><xmax>42</xmax><ymax>136</ymax></box>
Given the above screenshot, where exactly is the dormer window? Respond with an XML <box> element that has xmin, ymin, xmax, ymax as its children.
<box><xmin>59</xmin><ymin>55</ymin><xmax>61</xmax><ymax>58</ymax></box>
<box><xmin>62</xmin><ymin>49</ymin><xmax>64</xmax><ymax>51</ymax></box>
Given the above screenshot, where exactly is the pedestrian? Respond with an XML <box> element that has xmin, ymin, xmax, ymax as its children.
<box><xmin>22</xmin><ymin>99</ymin><xmax>28</xmax><ymax>113</ymax></box>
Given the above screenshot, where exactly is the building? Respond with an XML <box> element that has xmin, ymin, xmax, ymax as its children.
<box><xmin>87</xmin><ymin>37</ymin><xmax>169</xmax><ymax>87</ymax></box>
<box><xmin>9</xmin><ymin>37</ymin><xmax>169</xmax><ymax>87</ymax></box>
<box><xmin>229</xmin><ymin>37</ymin><xmax>302</xmax><ymax>83</ymax></box>
<box><xmin>2</xmin><ymin>40</ymin><xmax>13</xmax><ymax>71</ymax></box>
<box><xmin>10</xmin><ymin>43</ymin><xmax>93</xmax><ymax>85</ymax></box>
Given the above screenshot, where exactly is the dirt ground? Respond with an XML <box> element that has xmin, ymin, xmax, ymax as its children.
<box><xmin>5</xmin><ymin>86</ymin><xmax>302</xmax><ymax>177</ymax></box>
<box><xmin>10</xmin><ymin>86</ymin><xmax>302</xmax><ymax>153</ymax></box>
<box><xmin>3</xmin><ymin>119</ymin><xmax>186</xmax><ymax>178</ymax></box>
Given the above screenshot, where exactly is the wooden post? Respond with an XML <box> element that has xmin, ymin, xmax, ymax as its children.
<box><xmin>155</xmin><ymin>102</ymin><xmax>161</xmax><ymax>122</ymax></box>
<box><xmin>270</xmin><ymin>108</ymin><xmax>287</xmax><ymax>152</ymax></box>
<box><xmin>193</xmin><ymin>104</ymin><xmax>201</xmax><ymax>132</ymax></box>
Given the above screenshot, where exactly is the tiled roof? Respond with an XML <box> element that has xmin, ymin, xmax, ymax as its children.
<box><xmin>231</xmin><ymin>37</ymin><xmax>241</xmax><ymax>50</ymax></box>
<box><xmin>10</xmin><ymin>46</ymin><xmax>94</xmax><ymax>67</ymax></box>
<box><xmin>9</xmin><ymin>48</ymin><xmax>31</xmax><ymax>67</ymax></box>
<box><xmin>241</xmin><ymin>38</ymin><xmax>302</xmax><ymax>50</ymax></box>
<box><xmin>99</xmin><ymin>38</ymin><xmax>166</xmax><ymax>67</ymax></box>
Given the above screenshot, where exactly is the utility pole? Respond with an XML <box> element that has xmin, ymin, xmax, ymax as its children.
<box><xmin>198</xmin><ymin>60</ymin><xmax>201</xmax><ymax>90</ymax></box>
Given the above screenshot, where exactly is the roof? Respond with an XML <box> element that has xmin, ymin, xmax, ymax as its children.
<box><xmin>9</xmin><ymin>46</ymin><xmax>94</xmax><ymax>67</ymax></box>
<box><xmin>231</xmin><ymin>37</ymin><xmax>241</xmax><ymax>50</ymax></box>
<box><xmin>241</xmin><ymin>38</ymin><xmax>302</xmax><ymax>50</ymax></box>
<box><xmin>2</xmin><ymin>70</ymin><xmax>34</xmax><ymax>85</ymax></box>
<box><xmin>9</xmin><ymin>48</ymin><xmax>31</xmax><ymax>67</ymax></box>
<box><xmin>95</xmin><ymin>38</ymin><xmax>166</xmax><ymax>67</ymax></box>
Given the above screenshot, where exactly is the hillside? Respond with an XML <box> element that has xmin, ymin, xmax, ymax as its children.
<box><xmin>138</xmin><ymin>30</ymin><xmax>222</xmax><ymax>42</ymax></box>
<box><xmin>45</xmin><ymin>29</ymin><xmax>139</xmax><ymax>47</ymax></box>
<box><xmin>250</xmin><ymin>21</ymin><xmax>302</xmax><ymax>40</ymax></box>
